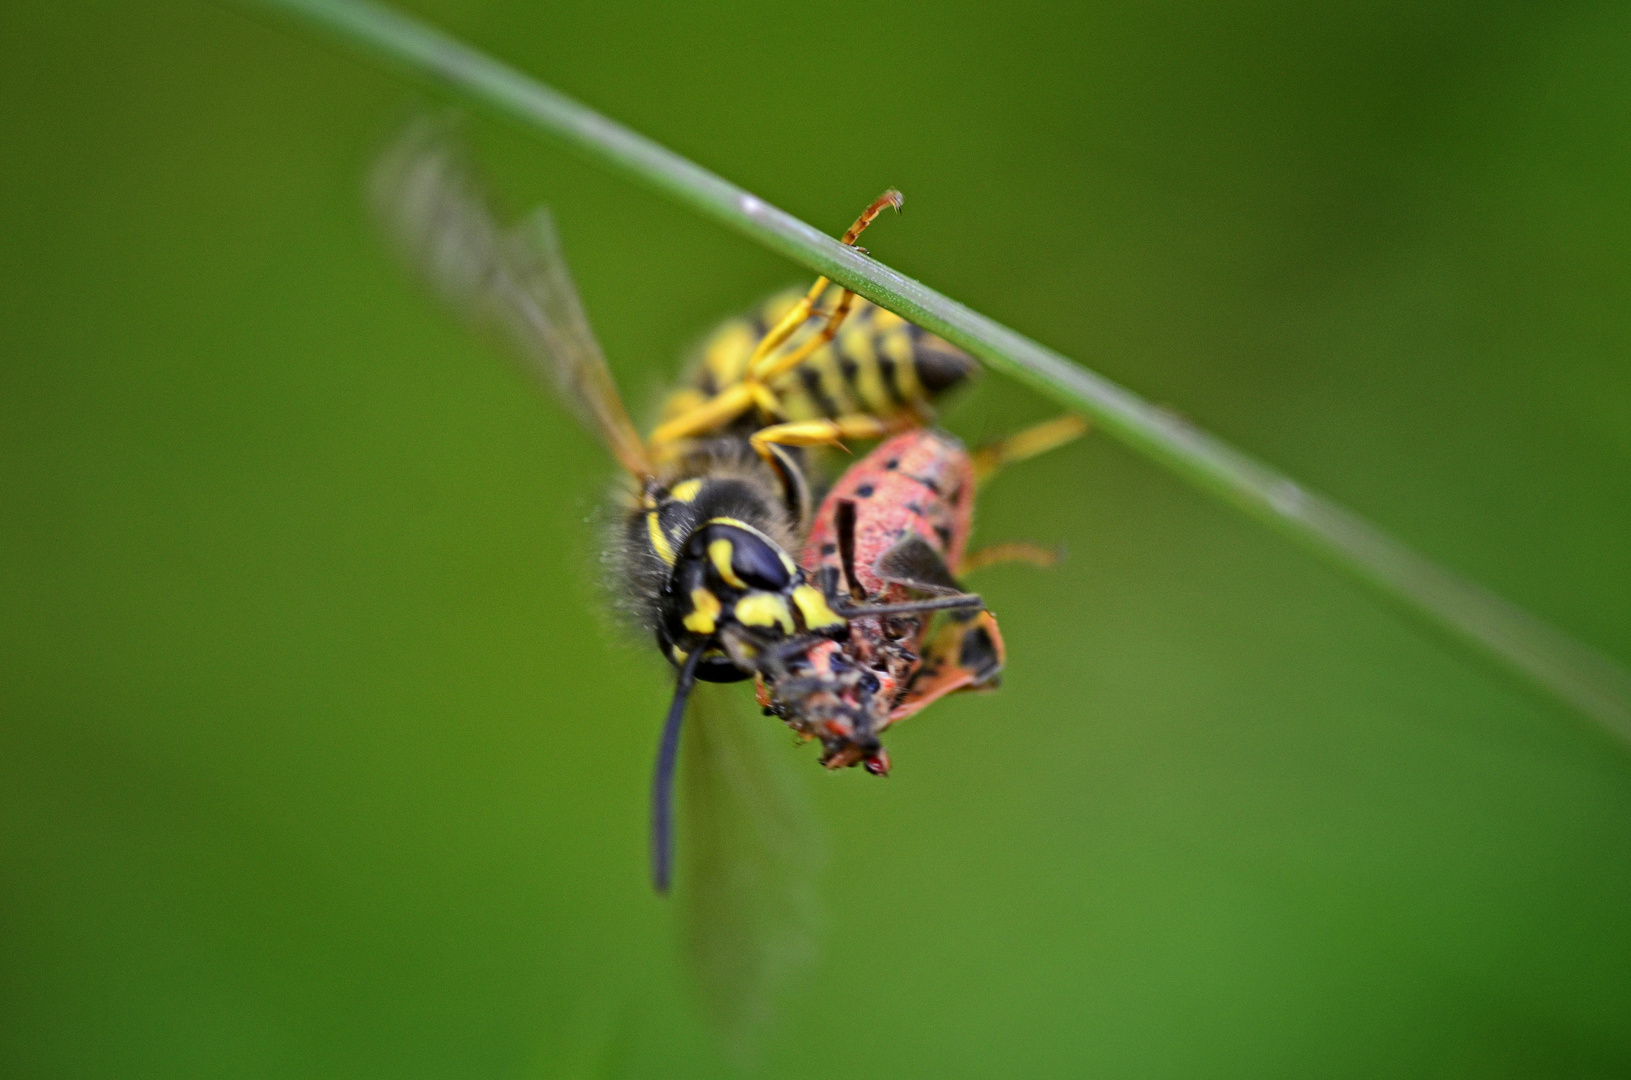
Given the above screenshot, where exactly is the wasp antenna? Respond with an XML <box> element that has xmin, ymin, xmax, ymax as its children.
<box><xmin>651</xmin><ymin>646</ymin><xmax>704</xmax><ymax>894</ymax></box>
<box><xmin>836</xmin><ymin>593</ymin><xmax>985</xmax><ymax>618</ymax></box>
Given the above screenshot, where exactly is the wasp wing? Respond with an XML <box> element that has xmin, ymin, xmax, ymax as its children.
<box><xmin>678</xmin><ymin>683</ymin><xmax>824</xmax><ymax>1065</ymax></box>
<box><xmin>370</xmin><ymin>116</ymin><xmax>651</xmax><ymax>478</ymax></box>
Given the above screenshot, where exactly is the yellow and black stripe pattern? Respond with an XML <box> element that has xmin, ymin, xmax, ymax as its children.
<box><xmin>659</xmin><ymin>288</ymin><xmax>976</xmax><ymax>432</ymax></box>
<box><xmin>633</xmin><ymin>469</ymin><xmax>847</xmax><ymax>684</ymax></box>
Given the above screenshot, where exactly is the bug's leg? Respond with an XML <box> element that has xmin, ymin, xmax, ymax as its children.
<box><xmin>888</xmin><ymin>609</ymin><xmax>1007</xmax><ymax>724</ymax></box>
<box><xmin>958</xmin><ymin>541</ymin><xmax>1063</xmax><ymax>577</ymax></box>
<box><xmin>646</xmin><ymin>191</ymin><xmax>902</xmax><ymax>450</ymax></box>
<box><xmin>971</xmin><ymin>414</ymin><xmax>1090</xmax><ymax>485</ymax></box>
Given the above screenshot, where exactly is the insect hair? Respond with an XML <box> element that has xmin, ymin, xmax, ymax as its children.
<box><xmin>598</xmin><ymin>437</ymin><xmax>801</xmax><ymax>642</ymax></box>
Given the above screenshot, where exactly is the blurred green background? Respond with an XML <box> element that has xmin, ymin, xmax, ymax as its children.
<box><xmin>5</xmin><ymin>1</ymin><xmax>1631</xmax><ymax>1076</ymax></box>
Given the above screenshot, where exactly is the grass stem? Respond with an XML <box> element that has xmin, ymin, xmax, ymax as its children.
<box><xmin>235</xmin><ymin>0</ymin><xmax>1631</xmax><ymax>749</ymax></box>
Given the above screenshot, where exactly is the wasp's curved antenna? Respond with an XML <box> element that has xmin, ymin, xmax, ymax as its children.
<box><xmin>832</xmin><ymin>593</ymin><xmax>985</xmax><ymax>618</ymax></box>
<box><xmin>651</xmin><ymin>646</ymin><xmax>704</xmax><ymax>893</ymax></box>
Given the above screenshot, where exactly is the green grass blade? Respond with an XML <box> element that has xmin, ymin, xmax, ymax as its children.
<box><xmin>235</xmin><ymin>0</ymin><xmax>1631</xmax><ymax>748</ymax></box>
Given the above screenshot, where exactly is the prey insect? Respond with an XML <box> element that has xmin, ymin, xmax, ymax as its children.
<box><xmin>758</xmin><ymin>416</ymin><xmax>1087</xmax><ymax>775</ymax></box>
<box><xmin>371</xmin><ymin>118</ymin><xmax>988</xmax><ymax>892</ymax></box>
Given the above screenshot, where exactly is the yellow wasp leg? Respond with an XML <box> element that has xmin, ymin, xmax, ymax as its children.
<box><xmin>747</xmin><ymin>288</ymin><xmax>858</xmax><ymax>386</ymax></box>
<box><xmin>748</xmin><ymin>414</ymin><xmax>895</xmax><ymax>463</ymax></box>
<box><xmin>958</xmin><ymin>541</ymin><xmax>1061</xmax><ymax>576</ymax></box>
<box><xmin>741</xmin><ymin>190</ymin><xmax>900</xmax><ymax>373</ymax></box>
<box><xmin>647</xmin><ymin>381</ymin><xmax>757</xmax><ymax>447</ymax></box>
<box><xmin>646</xmin><ymin>370</ymin><xmax>799</xmax><ymax>448</ymax></box>
<box><xmin>972</xmin><ymin>414</ymin><xmax>1091</xmax><ymax>485</ymax></box>
<box><xmin>646</xmin><ymin>191</ymin><xmax>903</xmax><ymax>451</ymax></box>
<box><xmin>742</xmin><ymin>276</ymin><xmax>832</xmax><ymax>372</ymax></box>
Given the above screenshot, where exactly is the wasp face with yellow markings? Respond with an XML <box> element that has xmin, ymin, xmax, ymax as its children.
<box><xmin>602</xmin><ymin>439</ymin><xmax>836</xmax><ymax>686</ymax></box>
<box><xmin>657</xmin><ymin>517</ymin><xmax>841</xmax><ymax>677</ymax></box>
<box><xmin>607</xmin><ymin>430</ymin><xmax>843</xmax><ymax>698</ymax></box>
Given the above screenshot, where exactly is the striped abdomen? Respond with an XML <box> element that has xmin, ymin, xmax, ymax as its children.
<box><xmin>660</xmin><ymin>289</ymin><xmax>976</xmax><ymax>429</ymax></box>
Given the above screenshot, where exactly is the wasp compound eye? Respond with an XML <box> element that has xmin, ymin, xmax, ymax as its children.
<box><xmin>685</xmin><ymin>521</ymin><xmax>795</xmax><ymax>593</ymax></box>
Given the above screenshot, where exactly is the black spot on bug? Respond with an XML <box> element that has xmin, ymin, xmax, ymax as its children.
<box><xmin>855</xmin><ymin>483</ymin><xmax>875</xmax><ymax>498</ymax></box>
<box><xmin>935</xmin><ymin>525</ymin><xmax>954</xmax><ymax>548</ymax></box>
<box><xmin>884</xmin><ymin>459</ymin><xmax>899</xmax><ymax>470</ymax></box>
<box><xmin>821</xmin><ymin>543</ymin><xmax>837</xmax><ymax>555</ymax></box>
<box><xmin>908</xmin><ymin>473</ymin><xmax>942</xmax><ymax>496</ymax></box>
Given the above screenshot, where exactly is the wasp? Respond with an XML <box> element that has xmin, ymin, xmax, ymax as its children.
<box><xmin>661</xmin><ymin>286</ymin><xmax>976</xmax><ymax>444</ymax></box>
<box><xmin>756</xmin><ymin>416</ymin><xmax>1086</xmax><ymax>775</ymax></box>
<box><xmin>370</xmin><ymin>118</ymin><xmax>999</xmax><ymax>891</ymax></box>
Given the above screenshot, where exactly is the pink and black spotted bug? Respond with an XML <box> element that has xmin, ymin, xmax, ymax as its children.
<box><xmin>758</xmin><ymin>416</ymin><xmax>1087</xmax><ymax>774</ymax></box>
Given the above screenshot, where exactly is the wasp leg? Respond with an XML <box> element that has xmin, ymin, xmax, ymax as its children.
<box><xmin>971</xmin><ymin>414</ymin><xmax>1090</xmax><ymax>485</ymax></box>
<box><xmin>645</xmin><ymin>292</ymin><xmax>850</xmax><ymax>447</ymax></box>
<box><xmin>748</xmin><ymin>414</ymin><xmax>897</xmax><ymax>463</ymax></box>
<box><xmin>745</xmin><ymin>286</ymin><xmax>856</xmax><ymax>387</ymax></box>
<box><xmin>742</xmin><ymin>189</ymin><xmax>901</xmax><ymax>375</ymax></box>
<box><xmin>645</xmin><ymin>191</ymin><xmax>902</xmax><ymax>450</ymax></box>
<box><xmin>647</xmin><ymin>380</ymin><xmax>760</xmax><ymax>446</ymax></box>
<box><xmin>957</xmin><ymin>541</ymin><xmax>1063</xmax><ymax>576</ymax></box>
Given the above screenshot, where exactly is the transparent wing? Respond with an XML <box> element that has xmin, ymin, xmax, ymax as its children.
<box><xmin>370</xmin><ymin>115</ymin><xmax>651</xmax><ymax>478</ymax></box>
<box><xmin>678</xmin><ymin>683</ymin><xmax>825</xmax><ymax>1065</ymax></box>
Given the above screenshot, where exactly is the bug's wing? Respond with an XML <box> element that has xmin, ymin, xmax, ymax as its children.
<box><xmin>874</xmin><ymin>533</ymin><xmax>967</xmax><ymax>595</ymax></box>
<box><xmin>678</xmin><ymin>684</ymin><xmax>824</xmax><ymax>1064</ymax></box>
<box><xmin>370</xmin><ymin>116</ymin><xmax>651</xmax><ymax>478</ymax></box>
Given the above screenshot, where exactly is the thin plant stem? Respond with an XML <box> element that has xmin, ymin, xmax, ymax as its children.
<box><xmin>235</xmin><ymin>0</ymin><xmax>1631</xmax><ymax>749</ymax></box>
